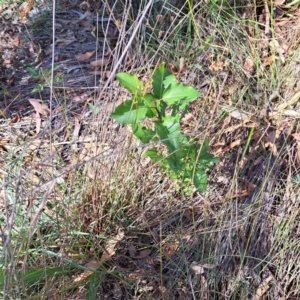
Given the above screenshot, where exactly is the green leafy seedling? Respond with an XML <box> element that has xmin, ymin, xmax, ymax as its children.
<box><xmin>88</xmin><ymin>102</ymin><xmax>100</xmax><ymax>115</ymax></box>
<box><xmin>27</xmin><ymin>66</ymin><xmax>61</xmax><ymax>93</ymax></box>
<box><xmin>27</xmin><ymin>67</ymin><xmax>42</xmax><ymax>79</ymax></box>
<box><xmin>112</xmin><ymin>63</ymin><xmax>218</xmax><ymax>192</ymax></box>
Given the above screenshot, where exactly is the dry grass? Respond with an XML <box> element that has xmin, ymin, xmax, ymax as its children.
<box><xmin>1</xmin><ymin>0</ymin><xmax>300</xmax><ymax>299</ymax></box>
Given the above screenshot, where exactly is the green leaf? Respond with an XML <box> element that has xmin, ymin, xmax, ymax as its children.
<box><xmin>143</xmin><ymin>93</ymin><xmax>159</xmax><ymax>117</ymax></box>
<box><xmin>174</xmin><ymin>148</ymin><xmax>188</xmax><ymax>160</ymax></box>
<box><xmin>87</xmin><ymin>273</ymin><xmax>97</xmax><ymax>300</ymax></box>
<box><xmin>133</xmin><ymin>124</ymin><xmax>156</xmax><ymax>143</ymax></box>
<box><xmin>112</xmin><ymin>100</ymin><xmax>148</xmax><ymax>124</ymax></box>
<box><xmin>166</xmin><ymin>154</ymin><xmax>184</xmax><ymax>174</ymax></box>
<box><xmin>159</xmin><ymin>101</ymin><xmax>168</xmax><ymax>118</ymax></box>
<box><xmin>198</xmin><ymin>153</ymin><xmax>219</xmax><ymax>166</ymax></box>
<box><xmin>198</xmin><ymin>139</ymin><xmax>219</xmax><ymax>165</ymax></box>
<box><xmin>155</xmin><ymin>116</ymin><xmax>188</xmax><ymax>153</ymax></box>
<box><xmin>31</xmin><ymin>84</ymin><xmax>44</xmax><ymax>93</ymax></box>
<box><xmin>144</xmin><ymin>148</ymin><xmax>163</xmax><ymax>163</ymax></box>
<box><xmin>27</xmin><ymin>67</ymin><xmax>41</xmax><ymax>78</ymax></box>
<box><xmin>116</xmin><ymin>73</ymin><xmax>144</xmax><ymax>96</ymax></box>
<box><xmin>200</xmin><ymin>138</ymin><xmax>209</xmax><ymax>153</ymax></box>
<box><xmin>162</xmin><ymin>115</ymin><xmax>181</xmax><ymax>133</ymax></box>
<box><xmin>162</xmin><ymin>82</ymin><xmax>200</xmax><ymax>105</ymax></box>
<box><xmin>0</xmin><ymin>266</ymin><xmax>75</xmax><ymax>289</ymax></box>
<box><xmin>155</xmin><ymin>121</ymin><xmax>177</xmax><ymax>152</ymax></box>
<box><xmin>152</xmin><ymin>64</ymin><xmax>176</xmax><ymax>99</ymax></box>
<box><xmin>88</xmin><ymin>102</ymin><xmax>100</xmax><ymax>115</ymax></box>
<box><xmin>193</xmin><ymin>169</ymin><xmax>208</xmax><ymax>192</ymax></box>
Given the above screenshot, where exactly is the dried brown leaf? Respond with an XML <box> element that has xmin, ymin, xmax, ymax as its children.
<box><xmin>294</xmin><ymin>9</ymin><xmax>300</xmax><ymax>16</ymax></box>
<box><xmin>223</xmin><ymin>105</ymin><xmax>249</xmax><ymax>121</ymax></box>
<box><xmin>228</xmin><ymin>139</ymin><xmax>242</xmax><ymax>149</ymax></box>
<box><xmin>0</xmin><ymin>170</ymin><xmax>7</xmax><ymax>179</ymax></box>
<box><xmin>10</xmin><ymin>114</ymin><xmax>21</xmax><ymax>124</ymax></box>
<box><xmin>264</xmin><ymin>56</ymin><xmax>273</xmax><ymax>66</ymax></box>
<box><xmin>12</xmin><ymin>34</ymin><xmax>21</xmax><ymax>47</ymax></box>
<box><xmin>269</xmin><ymin>110</ymin><xmax>300</xmax><ymax>118</ymax></box>
<box><xmin>89</xmin><ymin>70</ymin><xmax>104</xmax><ymax>75</ymax></box>
<box><xmin>72</xmin><ymin>92</ymin><xmax>89</xmax><ymax>102</ymax></box>
<box><xmin>243</xmin><ymin>57</ymin><xmax>254</xmax><ymax>72</ymax></box>
<box><xmin>296</xmin><ymin>143</ymin><xmax>300</xmax><ymax>167</ymax></box>
<box><xmin>35</xmin><ymin>112</ymin><xmax>41</xmax><ymax>134</ymax></box>
<box><xmin>0</xmin><ymin>137</ymin><xmax>9</xmax><ymax>147</ymax></box>
<box><xmin>76</xmin><ymin>50</ymin><xmax>96</xmax><ymax>61</ymax></box>
<box><xmin>79</xmin><ymin>19</ymin><xmax>92</xmax><ymax>27</ymax></box>
<box><xmin>19</xmin><ymin>0</ymin><xmax>34</xmax><ymax>19</ymax></box>
<box><xmin>276</xmin><ymin>18</ymin><xmax>291</xmax><ymax>26</ymax></box>
<box><xmin>209</xmin><ymin>54</ymin><xmax>227</xmax><ymax>72</ymax></box>
<box><xmin>267</xmin><ymin>129</ymin><xmax>277</xmax><ymax>143</ymax></box>
<box><xmin>28</xmin><ymin>99</ymin><xmax>50</xmax><ymax>116</ymax></box>
<box><xmin>216</xmin><ymin>138</ymin><xmax>244</xmax><ymax>155</ymax></box>
<box><xmin>29</xmin><ymin>41</ymin><xmax>35</xmax><ymax>53</ymax></box>
<box><xmin>191</xmin><ymin>262</ymin><xmax>209</xmax><ymax>299</ymax></box>
<box><xmin>232</xmin><ymin>182</ymin><xmax>256</xmax><ymax>198</ymax></box>
<box><xmin>201</xmin><ymin>263</ymin><xmax>220</xmax><ymax>269</ymax></box>
<box><xmin>269</xmin><ymin>40</ymin><xmax>285</xmax><ymax>54</ymax></box>
<box><xmin>73</xmin><ymin>117</ymin><xmax>81</xmax><ymax>140</ymax></box>
<box><xmin>156</xmin><ymin>15</ymin><xmax>163</xmax><ymax>22</ymax></box>
<box><xmin>253</xmin><ymin>275</ymin><xmax>273</xmax><ymax>300</ymax></box>
<box><xmin>191</xmin><ymin>264</ymin><xmax>205</xmax><ymax>275</ymax></box>
<box><xmin>105</xmin><ymin>71</ymin><xmax>111</xmax><ymax>78</ymax></box>
<box><xmin>27</xmin><ymin>139</ymin><xmax>42</xmax><ymax>151</ymax></box>
<box><xmin>282</xmin><ymin>110</ymin><xmax>299</xmax><ymax>117</ymax></box>
<box><xmin>291</xmin><ymin>133</ymin><xmax>300</xmax><ymax>141</ymax></box>
<box><xmin>72</xmin><ymin>230</ymin><xmax>124</xmax><ymax>284</ymax></box>
<box><xmin>163</xmin><ymin>240</ymin><xmax>180</xmax><ymax>256</ymax></box>
<box><xmin>115</xmin><ymin>19</ymin><xmax>122</xmax><ymax>29</ymax></box>
<box><xmin>101</xmin><ymin>230</ymin><xmax>124</xmax><ymax>262</ymax></box>
<box><xmin>72</xmin><ymin>259</ymin><xmax>101</xmax><ymax>283</ymax></box>
<box><xmin>217</xmin><ymin>175</ymin><xmax>230</xmax><ymax>184</ymax></box>
<box><xmin>253</xmin><ymin>156</ymin><xmax>263</xmax><ymax>166</ymax></box>
<box><xmin>71</xmin><ymin>117</ymin><xmax>81</xmax><ymax>152</ymax></box>
<box><xmin>179</xmin><ymin>57</ymin><xmax>186</xmax><ymax>73</ymax></box>
<box><xmin>191</xmin><ymin>263</ymin><xmax>219</xmax><ymax>275</ymax></box>
<box><xmin>158</xmin><ymin>31</ymin><xmax>164</xmax><ymax>38</ymax></box>
<box><xmin>90</xmin><ymin>58</ymin><xmax>111</xmax><ymax>67</ymax></box>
